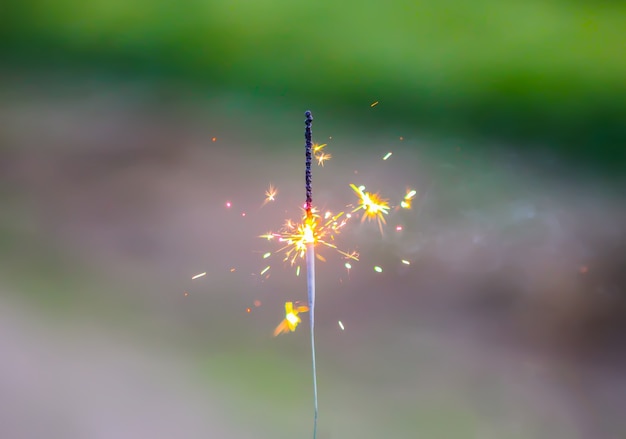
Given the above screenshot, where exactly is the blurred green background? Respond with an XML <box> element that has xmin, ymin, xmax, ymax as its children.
<box><xmin>2</xmin><ymin>0</ymin><xmax>625</xmax><ymax>169</ymax></box>
<box><xmin>1</xmin><ymin>2</ymin><xmax>625</xmax><ymax>438</ymax></box>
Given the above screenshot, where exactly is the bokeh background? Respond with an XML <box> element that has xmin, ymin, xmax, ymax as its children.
<box><xmin>1</xmin><ymin>1</ymin><xmax>625</xmax><ymax>438</ymax></box>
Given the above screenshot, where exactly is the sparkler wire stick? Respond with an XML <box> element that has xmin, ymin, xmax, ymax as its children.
<box><xmin>304</xmin><ymin>110</ymin><xmax>318</xmax><ymax>439</ymax></box>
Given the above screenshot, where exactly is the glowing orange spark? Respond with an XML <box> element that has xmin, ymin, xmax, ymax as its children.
<box><xmin>263</xmin><ymin>184</ymin><xmax>278</xmax><ymax>206</ymax></box>
<box><xmin>400</xmin><ymin>189</ymin><xmax>418</xmax><ymax>209</ymax></box>
<box><xmin>350</xmin><ymin>184</ymin><xmax>390</xmax><ymax>233</ymax></box>
<box><xmin>312</xmin><ymin>143</ymin><xmax>332</xmax><ymax>166</ymax></box>
<box><xmin>274</xmin><ymin>301</ymin><xmax>309</xmax><ymax>336</ymax></box>
<box><xmin>316</xmin><ymin>152</ymin><xmax>332</xmax><ymax>166</ymax></box>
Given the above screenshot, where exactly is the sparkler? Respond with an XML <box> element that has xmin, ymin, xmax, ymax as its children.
<box><xmin>264</xmin><ymin>112</ymin><xmax>406</xmax><ymax>439</ymax></box>
<box><xmin>304</xmin><ymin>110</ymin><xmax>319</xmax><ymax>439</ymax></box>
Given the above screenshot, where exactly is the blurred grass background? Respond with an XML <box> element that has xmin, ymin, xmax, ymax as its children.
<box><xmin>1</xmin><ymin>0</ymin><xmax>625</xmax><ymax>169</ymax></box>
<box><xmin>1</xmin><ymin>1</ymin><xmax>626</xmax><ymax>438</ymax></box>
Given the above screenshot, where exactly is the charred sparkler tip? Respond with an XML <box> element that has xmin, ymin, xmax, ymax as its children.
<box><xmin>304</xmin><ymin>111</ymin><xmax>314</xmax><ymax>212</ymax></box>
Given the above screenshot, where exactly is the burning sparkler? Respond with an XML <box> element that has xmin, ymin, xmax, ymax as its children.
<box><xmin>259</xmin><ymin>209</ymin><xmax>357</xmax><ymax>268</ymax></box>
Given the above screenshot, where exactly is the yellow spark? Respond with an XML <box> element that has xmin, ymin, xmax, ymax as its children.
<box><xmin>350</xmin><ymin>183</ymin><xmax>390</xmax><ymax>234</ymax></box>
<box><xmin>312</xmin><ymin>143</ymin><xmax>331</xmax><ymax>166</ymax></box>
<box><xmin>316</xmin><ymin>152</ymin><xmax>332</xmax><ymax>166</ymax></box>
<box><xmin>260</xmin><ymin>266</ymin><xmax>270</xmax><ymax>275</ymax></box>
<box><xmin>345</xmin><ymin>262</ymin><xmax>352</xmax><ymax>270</ymax></box>
<box><xmin>274</xmin><ymin>301</ymin><xmax>309</xmax><ymax>336</ymax></box>
<box><xmin>296</xmin><ymin>266</ymin><xmax>301</xmax><ymax>277</ymax></box>
<box><xmin>402</xmin><ymin>259</ymin><xmax>410</xmax><ymax>265</ymax></box>
<box><xmin>383</xmin><ymin>152</ymin><xmax>392</xmax><ymax>160</ymax></box>
<box><xmin>260</xmin><ymin>232</ymin><xmax>276</xmax><ymax>241</ymax></box>
<box><xmin>338</xmin><ymin>321</ymin><xmax>345</xmax><ymax>330</ymax></box>
<box><xmin>263</xmin><ymin>252</ymin><xmax>271</xmax><ymax>259</ymax></box>
<box><xmin>263</xmin><ymin>184</ymin><xmax>278</xmax><ymax>205</ymax></box>
<box><xmin>191</xmin><ymin>272</ymin><xmax>206</xmax><ymax>280</ymax></box>
<box><xmin>370</xmin><ymin>101</ymin><xmax>379</xmax><ymax>107</ymax></box>
<box><xmin>401</xmin><ymin>189</ymin><xmax>418</xmax><ymax>209</ymax></box>
<box><xmin>374</xmin><ymin>266</ymin><xmax>383</xmax><ymax>273</ymax></box>
<box><xmin>312</xmin><ymin>143</ymin><xmax>327</xmax><ymax>155</ymax></box>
